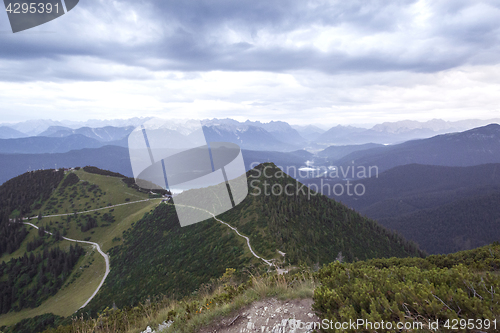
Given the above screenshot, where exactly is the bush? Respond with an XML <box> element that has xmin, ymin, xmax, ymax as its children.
<box><xmin>313</xmin><ymin>243</ymin><xmax>500</xmax><ymax>332</ymax></box>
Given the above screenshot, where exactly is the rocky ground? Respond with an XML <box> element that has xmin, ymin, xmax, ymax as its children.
<box><xmin>198</xmin><ymin>298</ymin><xmax>321</xmax><ymax>333</ymax></box>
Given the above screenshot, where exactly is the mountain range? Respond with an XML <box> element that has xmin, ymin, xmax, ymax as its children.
<box><xmin>314</xmin><ymin>118</ymin><xmax>500</xmax><ymax>145</ymax></box>
<box><xmin>1</xmin><ymin>123</ymin><xmax>500</xmax><ymax>186</ymax></box>
<box><xmin>0</xmin><ymin>163</ymin><xmax>422</xmax><ymax>324</ymax></box>
<box><xmin>336</xmin><ymin>163</ymin><xmax>500</xmax><ymax>254</ymax></box>
<box><xmin>0</xmin><ymin>124</ymin><xmax>499</xmax><ymax>331</ymax></box>
<box><xmin>327</xmin><ymin>124</ymin><xmax>500</xmax><ymax>173</ymax></box>
<box><xmin>37</xmin><ymin>126</ymin><xmax>135</xmax><ymax>142</ymax></box>
<box><xmin>2</xmin><ymin>117</ymin><xmax>499</xmax><ymax>150</ymax></box>
<box><xmin>0</xmin><ymin>126</ymin><xmax>27</xmax><ymax>139</ymax></box>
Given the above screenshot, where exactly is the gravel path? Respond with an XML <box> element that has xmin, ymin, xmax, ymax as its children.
<box><xmin>22</xmin><ymin>222</ymin><xmax>110</xmax><ymax>310</ymax></box>
<box><xmin>18</xmin><ymin>198</ymin><xmax>271</xmax><ymax>311</ymax></box>
<box><xmin>171</xmin><ymin>203</ymin><xmax>273</xmax><ymax>267</ymax></box>
<box><xmin>22</xmin><ymin>198</ymin><xmax>160</xmax><ymax>220</ymax></box>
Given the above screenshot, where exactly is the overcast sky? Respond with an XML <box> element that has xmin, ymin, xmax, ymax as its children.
<box><xmin>1</xmin><ymin>0</ymin><xmax>499</xmax><ymax>126</ymax></box>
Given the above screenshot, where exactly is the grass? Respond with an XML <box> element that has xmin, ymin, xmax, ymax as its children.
<box><xmin>50</xmin><ymin>267</ymin><xmax>317</xmax><ymax>333</ymax></box>
<box><xmin>0</xmin><ymin>243</ymin><xmax>106</xmax><ymax>326</ymax></box>
<box><xmin>32</xmin><ymin>169</ymin><xmax>150</xmax><ymax>218</ymax></box>
<box><xmin>0</xmin><ymin>227</ymin><xmax>39</xmax><ymax>263</ymax></box>
<box><xmin>0</xmin><ymin>170</ymin><xmax>162</xmax><ymax>326</ymax></box>
<box><xmin>33</xmin><ymin>200</ymin><xmax>160</xmax><ymax>253</ymax></box>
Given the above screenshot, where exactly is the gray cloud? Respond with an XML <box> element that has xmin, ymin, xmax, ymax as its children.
<box><xmin>1</xmin><ymin>0</ymin><xmax>499</xmax><ymax>83</ymax></box>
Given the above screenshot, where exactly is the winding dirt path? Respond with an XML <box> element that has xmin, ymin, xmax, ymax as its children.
<box><xmin>23</xmin><ymin>198</ymin><xmax>159</xmax><ymax>220</ymax></box>
<box><xmin>170</xmin><ymin>203</ymin><xmax>273</xmax><ymax>266</ymax></box>
<box><xmin>16</xmin><ymin>198</ymin><xmax>270</xmax><ymax>311</ymax></box>
<box><xmin>22</xmin><ymin>222</ymin><xmax>110</xmax><ymax>309</ymax></box>
<box><xmin>16</xmin><ymin>199</ymin><xmax>160</xmax><ymax>308</ymax></box>
<box><xmin>211</xmin><ymin>215</ymin><xmax>273</xmax><ymax>266</ymax></box>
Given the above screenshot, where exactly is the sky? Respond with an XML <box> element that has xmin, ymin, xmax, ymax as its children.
<box><xmin>1</xmin><ymin>0</ymin><xmax>500</xmax><ymax>126</ymax></box>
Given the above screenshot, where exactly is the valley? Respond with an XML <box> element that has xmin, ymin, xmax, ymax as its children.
<box><xmin>0</xmin><ymin>119</ymin><xmax>499</xmax><ymax>332</ymax></box>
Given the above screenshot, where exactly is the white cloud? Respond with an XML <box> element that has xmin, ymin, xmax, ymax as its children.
<box><xmin>1</xmin><ymin>0</ymin><xmax>500</xmax><ymax>125</ymax></box>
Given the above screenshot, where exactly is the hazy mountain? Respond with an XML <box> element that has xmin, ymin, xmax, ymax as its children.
<box><xmin>315</xmin><ymin>118</ymin><xmax>500</xmax><ymax>145</ymax></box>
<box><xmin>38</xmin><ymin>126</ymin><xmax>135</xmax><ymax>142</ymax></box>
<box><xmin>243</xmin><ymin>120</ymin><xmax>306</xmax><ymax>144</ymax></box>
<box><xmin>202</xmin><ymin>125</ymin><xmax>299</xmax><ymax>151</ymax></box>
<box><xmin>372</xmin><ymin>118</ymin><xmax>500</xmax><ymax>134</ymax></box>
<box><xmin>0</xmin><ymin>126</ymin><xmax>27</xmax><ymax>139</ymax></box>
<box><xmin>0</xmin><ymin>135</ymin><xmax>109</xmax><ymax>155</ymax></box>
<box><xmin>379</xmin><ymin>191</ymin><xmax>500</xmax><ymax>254</ymax></box>
<box><xmin>203</xmin><ymin>118</ymin><xmax>306</xmax><ymax>146</ymax></box>
<box><xmin>3</xmin><ymin>119</ymin><xmax>65</xmax><ymax>136</ymax></box>
<box><xmin>339</xmin><ymin>163</ymin><xmax>500</xmax><ymax>217</ymax></box>
<box><xmin>334</xmin><ymin>124</ymin><xmax>500</xmax><ymax>173</ymax></box>
<box><xmin>337</xmin><ymin>163</ymin><xmax>500</xmax><ymax>254</ymax></box>
<box><xmin>0</xmin><ymin>146</ymin><xmax>133</xmax><ymax>185</ymax></box>
<box><xmin>1</xmin><ymin>118</ymin><xmax>151</xmax><ymax>137</ymax></box>
<box><xmin>315</xmin><ymin>126</ymin><xmax>442</xmax><ymax>145</ymax></box>
<box><xmin>36</xmin><ymin>126</ymin><xmax>73</xmax><ymax>137</ymax></box>
<box><xmin>318</xmin><ymin>143</ymin><xmax>384</xmax><ymax>161</ymax></box>
<box><xmin>291</xmin><ymin>125</ymin><xmax>325</xmax><ymax>141</ymax></box>
<box><xmin>0</xmin><ymin>145</ymin><xmax>312</xmax><ymax>185</ymax></box>
<box><xmin>314</xmin><ymin>125</ymin><xmax>367</xmax><ymax>145</ymax></box>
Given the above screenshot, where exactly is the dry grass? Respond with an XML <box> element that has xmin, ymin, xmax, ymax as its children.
<box><xmin>59</xmin><ymin>267</ymin><xmax>317</xmax><ymax>333</ymax></box>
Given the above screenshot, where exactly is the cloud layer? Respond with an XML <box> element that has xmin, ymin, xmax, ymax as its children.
<box><xmin>1</xmin><ymin>0</ymin><xmax>499</xmax><ymax>124</ymax></box>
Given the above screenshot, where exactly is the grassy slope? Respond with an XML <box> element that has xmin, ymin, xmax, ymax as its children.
<box><xmin>0</xmin><ymin>243</ymin><xmax>103</xmax><ymax>326</ymax></box>
<box><xmin>84</xmin><ymin>163</ymin><xmax>422</xmax><ymax>315</ymax></box>
<box><xmin>0</xmin><ymin>169</ymin><xmax>160</xmax><ymax>326</ymax></box>
<box><xmin>49</xmin><ymin>244</ymin><xmax>500</xmax><ymax>333</ymax></box>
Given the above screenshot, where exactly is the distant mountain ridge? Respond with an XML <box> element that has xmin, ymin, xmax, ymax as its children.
<box><xmin>0</xmin><ymin>135</ymin><xmax>105</xmax><ymax>154</ymax></box>
<box><xmin>379</xmin><ymin>191</ymin><xmax>500</xmax><ymax>254</ymax></box>
<box><xmin>291</xmin><ymin>124</ymin><xmax>326</xmax><ymax>141</ymax></box>
<box><xmin>313</xmin><ymin>118</ymin><xmax>500</xmax><ymax>145</ymax></box>
<box><xmin>38</xmin><ymin>125</ymin><xmax>135</xmax><ymax>142</ymax></box>
<box><xmin>333</xmin><ymin>124</ymin><xmax>500</xmax><ymax>173</ymax></box>
<box><xmin>0</xmin><ymin>118</ymin><xmax>151</xmax><ymax>136</ymax></box>
<box><xmin>203</xmin><ymin>118</ymin><xmax>306</xmax><ymax>147</ymax></box>
<box><xmin>202</xmin><ymin>124</ymin><xmax>299</xmax><ymax>151</ymax></box>
<box><xmin>0</xmin><ymin>146</ymin><xmax>133</xmax><ymax>185</ymax></box>
<box><xmin>0</xmin><ymin>126</ymin><xmax>27</xmax><ymax>139</ymax></box>
<box><xmin>2</xmin><ymin>117</ymin><xmax>499</xmax><ymax>150</ymax></box>
<box><xmin>0</xmin><ymin>146</ymin><xmax>315</xmax><ymax>185</ymax></box>
<box><xmin>318</xmin><ymin>143</ymin><xmax>383</xmax><ymax>160</ymax></box>
<box><xmin>337</xmin><ymin>163</ymin><xmax>500</xmax><ymax>254</ymax></box>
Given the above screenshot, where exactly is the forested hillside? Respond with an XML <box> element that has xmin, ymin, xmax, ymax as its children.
<box><xmin>219</xmin><ymin>163</ymin><xmax>423</xmax><ymax>264</ymax></box>
<box><xmin>379</xmin><ymin>192</ymin><xmax>500</xmax><ymax>254</ymax></box>
<box><xmin>0</xmin><ymin>167</ymin><xmax>157</xmax><ymax>327</ymax></box>
<box><xmin>0</xmin><ymin>244</ymin><xmax>84</xmax><ymax>314</ymax></box>
<box><xmin>85</xmin><ymin>163</ymin><xmax>423</xmax><ymax>314</ymax></box>
<box><xmin>338</xmin><ymin>163</ymin><xmax>500</xmax><ymax>254</ymax></box>
<box><xmin>0</xmin><ymin>169</ymin><xmax>64</xmax><ymax>256</ymax></box>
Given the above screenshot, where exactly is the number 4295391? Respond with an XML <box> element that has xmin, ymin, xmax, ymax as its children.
<box><xmin>5</xmin><ymin>2</ymin><xmax>59</xmax><ymax>14</ymax></box>
<box><xmin>444</xmin><ymin>318</ymin><xmax>497</xmax><ymax>330</ymax></box>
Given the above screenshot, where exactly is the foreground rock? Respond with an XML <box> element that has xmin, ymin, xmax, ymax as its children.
<box><xmin>199</xmin><ymin>298</ymin><xmax>321</xmax><ymax>333</ymax></box>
